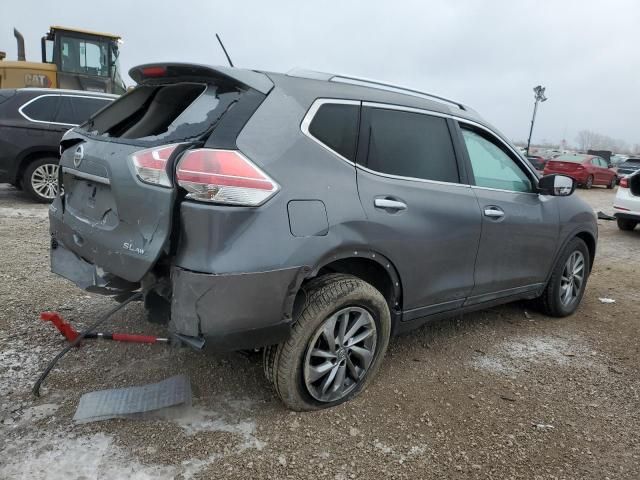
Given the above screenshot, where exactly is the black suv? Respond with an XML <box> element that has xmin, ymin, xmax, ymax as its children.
<box><xmin>0</xmin><ymin>88</ymin><xmax>116</xmax><ymax>201</ymax></box>
<box><xmin>50</xmin><ymin>64</ymin><xmax>597</xmax><ymax>410</ymax></box>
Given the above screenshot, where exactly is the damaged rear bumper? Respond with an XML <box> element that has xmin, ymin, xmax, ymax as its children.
<box><xmin>50</xmin><ymin>239</ymin><xmax>139</xmax><ymax>296</ymax></box>
<box><xmin>170</xmin><ymin>266</ymin><xmax>304</xmax><ymax>351</ymax></box>
<box><xmin>50</xmin><ymin>239</ymin><xmax>305</xmax><ymax>351</ymax></box>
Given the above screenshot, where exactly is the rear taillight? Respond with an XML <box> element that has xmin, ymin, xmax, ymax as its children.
<box><xmin>130</xmin><ymin>144</ymin><xmax>180</xmax><ymax>187</ymax></box>
<box><xmin>619</xmin><ymin>177</ymin><xmax>629</xmax><ymax>188</ymax></box>
<box><xmin>176</xmin><ymin>149</ymin><xmax>279</xmax><ymax>206</ymax></box>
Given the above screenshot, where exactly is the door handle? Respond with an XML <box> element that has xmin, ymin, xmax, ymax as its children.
<box><xmin>483</xmin><ymin>206</ymin><xmax>505</xmax><ymax>218</ymax></box>
<box><xmin>374</xmin><ymin>198</ymin><xmax>407</xmax><ymax>211</ymax></box>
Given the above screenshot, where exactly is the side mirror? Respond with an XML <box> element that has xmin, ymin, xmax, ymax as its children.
<box><xmin>608</xmin><ymin>164</ymin><xmax>613</xmax><ymax>169</ymax></box>
<box><xmin>538</xmin><ymin>174</ymin><xmax>575</xmax><ymax>197</ymax></box>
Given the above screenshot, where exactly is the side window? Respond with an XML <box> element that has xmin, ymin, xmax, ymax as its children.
<box><xmin>461</xmin><ymin>127</ymin><xmax>532</xmax><ymax>193</ymax></box>
<box><xmin>21</xmin><ymin>96</ymin><xmax>60</xmax><ymax>122</ymax></box>
<box><xmin>364</xmin><ymin>107</ymin><xmax>459</xmax><ymax>183</ymax></box>
<box><xmin>55</xmin><ymin>96</ymin><xmax>112</xmax><ymax>125</ymax></box>
<box><xmin>308</xmin><ymin>103</ymin><xmax>360</xmax><ymax>161</ymax></box>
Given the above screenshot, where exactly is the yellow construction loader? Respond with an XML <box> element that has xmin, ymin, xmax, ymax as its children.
<box><xmin>0</xmin><ymin>26</ymin><xmax>126</xmax><ymax>94</ymax></box>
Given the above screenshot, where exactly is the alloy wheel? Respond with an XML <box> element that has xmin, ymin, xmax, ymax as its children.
<box><xmin>586</xmin><ymin>176</ymin><xmax>593</xmax><ymax>189</ymax></box>
<box><xmin>303</xmin><ymin>306</ymin><xmax>377</xmax><ymax>403</ymax></box>
<box><xmin>560</xmin><ymin>251</ymin><xmax>585</xmax><ymax>306</ymax></box>
<box><xmin>31</xmin><ymin>163</ymin><xmax>59</xmax><ymax>200</ymax></box>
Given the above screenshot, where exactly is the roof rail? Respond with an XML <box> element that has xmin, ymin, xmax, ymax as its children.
<box><xmin>286</xmin><ymin>69</ymin><xmax>468</xmax><ymax>111</ymax></box>
<box><xmin>328</xmin><ymin>74</ymin><xmax>468</xmax><ymax>111</ymax></box>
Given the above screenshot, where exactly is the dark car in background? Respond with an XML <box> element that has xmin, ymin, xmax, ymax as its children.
<box><xmin>544</xmin><ymin>153</ymin><xmax>617</xmax><ymax>189</ymax></box>
<box><xmin>616</xmin><ymin>158</ymin><xmax>640</xmax><ymax>179</ymax></box>
<box><xmin>0</xmin><ymin>88</ymin><xmax>116</xmax><ymax>201</ymax></box>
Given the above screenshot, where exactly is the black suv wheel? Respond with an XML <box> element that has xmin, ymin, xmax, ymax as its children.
<box><xmin>264</xmin><ymin>274</ymin><xmax>391</xmax><ymax>411</ymax></box>
<box><xmin>23</xmin><ymin>158</ymin><xmax>59</xmax><ymax>203</ymax></box>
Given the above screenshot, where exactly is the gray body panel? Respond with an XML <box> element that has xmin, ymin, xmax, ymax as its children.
<box><xmin>50</xmin><ymin>134</ymin><xmax>175</xmax><ymax>282</ymax></box>
<box><xmin>467</xmin><ymin>188</ymin><xmax>559</xmax><ymax>301</ymax></box>
<box><xmin>48</xmin><ymin>65</ymin><xmax>598</xmax><ymax>351</ymax></box>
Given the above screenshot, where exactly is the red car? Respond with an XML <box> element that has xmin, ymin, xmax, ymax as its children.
<box><xmin>543</xmin><ymin>154</ymin><xmax>617</xmax><ymax>189</ymax></box>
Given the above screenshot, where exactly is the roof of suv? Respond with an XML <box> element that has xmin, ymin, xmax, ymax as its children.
<box><xmin>266</xmin><ymin>68</ymin><xmax>487</xmax><ymax>126</ymax></box>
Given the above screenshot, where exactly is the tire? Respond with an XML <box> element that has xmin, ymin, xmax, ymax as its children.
<box><xmin>607</xmin><ymin>177</ymin><xmax>616</xmax><ymax>189</ymax></box>
<box><xmin>264</xmin><ymin>274</ymin><xmax>391</xmax><ymax>411</ymax></box>
<box><xmin>583</xmin><ymin>175</ymin><xmax>594</xmax><ymax>189</ymax></box>
<box><xmin>617</xmin><ymin>218</ymin><xmax>637</xmax><ymax>231</ymax></box>
<box><xmin>23</xmin><ymin>158</ymin><xmax>59</xmax><ymax>203</ymax></box>
<box><xmin>536</xmin><ymin>237</ymin><xmax>590</xmax><ymax>317</ymax></box>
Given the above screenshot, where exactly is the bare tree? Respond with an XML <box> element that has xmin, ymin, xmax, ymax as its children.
<box><xmin>576</xmin><ymin>130</ymin><xmax>629</xmax><ymax>153</ymax></box>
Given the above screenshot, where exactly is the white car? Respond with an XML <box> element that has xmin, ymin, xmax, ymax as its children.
<box><xmin>613</xmin><ymin>171</ymin><xmax>640</xmax><ymax>231</ymax></box>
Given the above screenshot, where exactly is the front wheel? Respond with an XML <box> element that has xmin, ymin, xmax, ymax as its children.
<box><xmin>264</xmin><ymin>274</ymin><xmax>391</xmax><ymax>411</ymax></box>
<box><xmin>607</xmin><ymin>176</ymin><xmax>617</xmax><ymax>189</ymax></box>
<box><xmin>535</xmin><ymin>237</ymin><xmax>590</xmax><ymax>317</ymax></box>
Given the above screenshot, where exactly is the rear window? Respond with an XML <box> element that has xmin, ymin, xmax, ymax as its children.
<box><xmin>553</xmin><ymin>155</ymin><xmax>586</xmax><ymax>163</ymax></box>
<box><xmin>21</xmin><ymin>95</ymin><xmax>60</xmax><ymax>122</ymax></box>
<box><xmin>308</xmin><ymin>103</ymin><xmax>359</xmax><ymax>161</ymax></box>
<box><xmin>80</xmin><ymin>82</ymin><xmax>242</xmax><ymax>145</ymax></box>
<box><xmin>55</xmin><ymin>96</ymin><xmax>112</xmax><ymax>125</ymax></box>
<box><xmin>364</xmin><ymin>107</ymin><xmax>459</xmax><ymax>183</ymax></box>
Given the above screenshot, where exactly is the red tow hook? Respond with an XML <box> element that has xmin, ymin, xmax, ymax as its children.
<box><xmin>40</xmin><ymin>311</ymin><xmax>169</xmax><ymax>345</ymax></box>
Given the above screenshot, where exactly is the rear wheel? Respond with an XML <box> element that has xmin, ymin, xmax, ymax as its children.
<box><xmin>617</xmin><ymin>218</ymin><xmax>637</xmax><ymax>231</ymax></box>
<box><xmin>23</xmin><ymin>158</ymin><xmax>59</xmax><ymax>202</ymax></box>
<box><xmin>535</xmin><ymin>237</ymin><xmax>590</xmax><ymax>317</ymax></box>
<box><xmin>584</xmin><ymin>175</ymin><xmax>594</xmax><ymax>189</ymax></box>
<box><xmin>264</xmin><ymin>274</ymin><xmax>391</xmax><ymax>411</ymax></box>
<box><xmin>607</xmin><ymin>176</ymin><xmax>616</xmax><ymax>189</ymax></box>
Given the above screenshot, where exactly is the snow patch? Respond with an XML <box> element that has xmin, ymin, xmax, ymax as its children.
<box><xmin>0</xmin><ymin>336</ymin><xmax>53</xmax><ymax>397</ymax></box>
<box><xmin>472</xmin><ymin>335</ymin><xmax>596</xmax><ymax>375</ymax></box>
<box><xmin>0</xmin><ymin>207</ymin><xmax>48</xmax><ymax>219</ymax></box>
<box><xmin>0</xmin><ymin>432</ymin><xmax>177</xmax><ymax>480</ymax></box>
<box><xmin>173</xmin><ymin>398</ymin><xmax>265</xmax><ymax>451</ymax></box>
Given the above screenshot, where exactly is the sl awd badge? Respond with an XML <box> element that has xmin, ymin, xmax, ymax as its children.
<box><xmin>73</xmin><ymin>145</ymin><xmax>84</xmax><ymax>168</ymax></box>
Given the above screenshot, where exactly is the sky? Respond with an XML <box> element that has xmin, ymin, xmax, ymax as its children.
<box><xmin>2</xmin><ymin>0</ymin><xmax>639</xmax><ymax>147</ymax></box>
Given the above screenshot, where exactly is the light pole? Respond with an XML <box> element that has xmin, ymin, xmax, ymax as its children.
<box><xmin>526</xmin><ymin>85</ymin><xmax>548</xmax><ymax>156</ymax></box>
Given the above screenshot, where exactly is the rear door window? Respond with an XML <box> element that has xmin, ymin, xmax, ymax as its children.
<box><xmin>307</xmin><ymin>102</ymin><xmax>360</xmax><ymax>161</ymax></box>
<box><xmin>461</xmin><ymin>127</ymin><xmax>533</xmax><ymax>193</ymax></box>
<box><xmin>362</xmin><ymin>107</ymin><xmax>459</xmax><ymax>183</ymax></box>
<box><xmin>55</xmin><ymin>96</ymin><xmax>113</xmax><ymax>125</ymax></box>
<box><xmin>20</xmin><ymin>95</ymin><xmax>60</xmax><ymax>123</ymax></box>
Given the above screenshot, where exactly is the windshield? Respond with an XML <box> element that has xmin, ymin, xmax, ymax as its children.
<box><xmin>59</xmin><ymin>35</ymin><xmax>110</xmax><ymax>77</ymax></box>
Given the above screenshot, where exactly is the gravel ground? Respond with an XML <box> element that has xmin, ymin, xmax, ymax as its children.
<box><xmin>0</xmin><ymin>184</ymin><xmax>638</xmax><ymax>479</ymax></box>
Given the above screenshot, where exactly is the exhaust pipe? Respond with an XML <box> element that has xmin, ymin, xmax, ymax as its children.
<box><xmin>14</xmin><ymin>28</ymin><xmax>26</xmax><ymax>61</ymax></box>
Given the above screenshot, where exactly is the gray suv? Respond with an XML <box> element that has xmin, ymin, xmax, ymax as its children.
<box><xmin>49</xmin><ymin>63</ymin><xmax>597</xmax><ymax>410</ymax></box>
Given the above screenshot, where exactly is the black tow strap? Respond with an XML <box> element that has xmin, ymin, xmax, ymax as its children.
<box><xmin>32</xmin><ymin>291</ymin><xmax>143</xmax><ymax>398</ymax></box>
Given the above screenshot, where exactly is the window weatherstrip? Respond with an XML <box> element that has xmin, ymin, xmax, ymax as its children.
<box><xmin>18</xmin><ymin>94</ymin><xmax>113</xmax><ymax>127</ymax></box>
<box><xmin>300</xmin><ymin>98</ymin><xmax>360</xmax><ymax>166</ymax></box>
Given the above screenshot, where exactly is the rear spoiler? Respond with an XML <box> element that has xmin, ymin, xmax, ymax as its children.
<box><xmin>129</xmin><ymin>63</ymin><xmax>273</xmax><ymax>94</ymax></box>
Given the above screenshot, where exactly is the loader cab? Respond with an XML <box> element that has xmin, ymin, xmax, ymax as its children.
<box><xmin>42</xmin><ymin>27</ymin><xmax>126</xmax><ymax>94</ymax></box>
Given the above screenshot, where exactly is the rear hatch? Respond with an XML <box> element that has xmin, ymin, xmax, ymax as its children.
<box><xmin>49</xmin><ymin>63</ymin><xmax>272</xmax><ymax>284</ymax></box>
